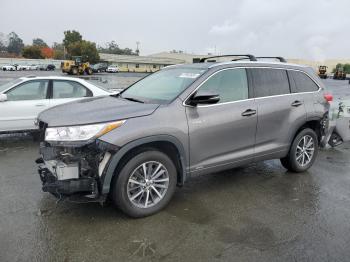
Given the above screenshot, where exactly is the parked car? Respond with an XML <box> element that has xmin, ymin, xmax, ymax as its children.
<box><xmin>39</xmin><ymin>64</ymin><xmax>56</xmax><ymax>71</ymax></box>
<box><xmin>30</xmin><ymin>64</ymin><xmax>39</xmax><ymax>70</ymax></box>
<box><xmin>92</xmin><ymin>63</ymin><xmax>108</xmax><ymax>73</ymax></box>
<box><xmin>106</xmin><ymin>65</ymin><xmax>119</xmax><ymax>73</ymax></box>
<box><xmin>0</xmin><ymin>76</ymin><xmax>113</xmax><ymax>133</ymax></box>
<box><xmin>17</xmin><ymin>65</ymin><xmax>32</xmax><ymax>71</ymax></box>
<box><xmin>2</xmin><ymin>65</ymin><xmax>16</xmax><ymax>71</ymax></box>
<box><xmin>36</xmin><ymin>55</ymin><xmax>329</xmax><ymax>217</ymax></box>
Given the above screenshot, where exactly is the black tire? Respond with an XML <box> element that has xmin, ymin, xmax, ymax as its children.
<box><xmin>86</xmin><ymin>68</ymin><xmax>93</xmax><ymax>75</ymax></box>
<box><xmin>71</xmin><ymin>67</ymin><xmax>78</xmax><ymax>75</ymax></box>
<box><xmin>280</xmin><ymin>128</ymin><xmax>318</xmax><ymax>172</ymax></box>
<box><xmin>112</xmin><ymin>150</ymin><xmax>177</xmax><ymax>218</ymax></box>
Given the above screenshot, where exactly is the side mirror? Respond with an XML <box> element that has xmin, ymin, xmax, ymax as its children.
<box><xmin>0</xmin><ymin>93</ymin><xmax>7</xmax><ymax>102</ymax></box>
<box><xmin>187</xmin><ymin>91</ymin><xmax>220</xmax><ymax>106</ymax></box>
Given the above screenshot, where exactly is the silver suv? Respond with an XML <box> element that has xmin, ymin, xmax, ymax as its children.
<box><xmin>36</xmin><ymin>55</ymin><xmax>329</xmax><ymax>217</ymax></box>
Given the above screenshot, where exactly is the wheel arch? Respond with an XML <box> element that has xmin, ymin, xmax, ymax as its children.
<box><xmin>291</xmin><ymin>117</ymin><xmax>323</xmax><ymax>145</ymax></box>
<box><xmin>101</xmin><ymin>135</ymin><xmax>188</xmax><ymax>194</ymax></box>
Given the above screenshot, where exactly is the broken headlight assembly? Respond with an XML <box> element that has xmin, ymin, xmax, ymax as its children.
<box><xmin>45</xmin><ymin>120</ymin><xmax>125</xmax><ymax>142</ymax></box>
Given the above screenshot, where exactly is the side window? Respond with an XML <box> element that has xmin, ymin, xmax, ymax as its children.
<box><xmin>289</xmin><ymin>71</ymin><xmax>319</xmax><ymax>93</ymax></box>
<box><xmin>6</xmin><ymin>80</ymin><xmax>48</xmax><ymax>101</ymax></box>
<box><xmin>52</xmin><ymin>81</ymin><xmax>91</xmax><ymax>99</ymax></box>
<box><xmin>198</xmin><ymin>69</ymin><xmax>248</xmax><ymax>103</ymax></box>
<box><xmin>250</xmin><ymin>68</ymin><xmax>290</xmax><ymax>98</ymax></box>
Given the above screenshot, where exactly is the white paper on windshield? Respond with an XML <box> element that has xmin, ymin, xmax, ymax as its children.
<box><xmin>178</xmin><ymin>73</ymin><xmax>201</xmax><ymax>79</ymax></box>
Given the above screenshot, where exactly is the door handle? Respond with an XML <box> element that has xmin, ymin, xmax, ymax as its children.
<box><xmin>35</xmin><ymin>104</ymin><xmax>45</xmax><ymax>107</ymax></box>
<box><xmin>241</xmin><ymin>109</ymin><xmax>257</xmax><ymax>117</ymax></box>
<box><xmin>291</xmin><ymin>100</ymin><xmax>303</xmax><ymax>107</ymax></box>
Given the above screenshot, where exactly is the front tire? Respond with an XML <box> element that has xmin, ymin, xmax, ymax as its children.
<box><xmin>86</xmin><ymin>68</ymin><xmax>93</xmax><ymax>75</ymax></box>
<box><xmin>280</xmin><ymin>128</ymin><xmax>318</xmax><ymax>172</ymax></box>
<box><xmin>112</xmin><ymin>150</ymin><xmax>177</xmax><ymax>218</ymax></box>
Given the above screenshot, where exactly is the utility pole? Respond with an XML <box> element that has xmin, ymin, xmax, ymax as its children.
<box><xmin>136</xmin><ymin>41</ymin><xmax>140</xmax><ymax>56</ymax></box>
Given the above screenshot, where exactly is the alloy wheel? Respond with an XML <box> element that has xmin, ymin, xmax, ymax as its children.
<box><xmin>127</xmin><ymin>161</ymin><xmax>169</xmax><ymax>208</ymax></box>
<box><xmin>295</xmin><ymin>135</ymin><xmax>315</xmax><ymax>167</ymax></box>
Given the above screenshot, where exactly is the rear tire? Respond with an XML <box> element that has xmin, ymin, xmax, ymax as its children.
<box><xmin>71</xmin><ymin>67</ymin><xmax>78</xmax><ymax>75</ymax></box>
<box><xmin>112</xmin><ymin>150</ymin><xmax>177</xmax><ymax>218</ymax></box>
<box><xmin>280</xmin><ymin>128</ymin><xmax>318</xmax><ymax>172</ymax></box>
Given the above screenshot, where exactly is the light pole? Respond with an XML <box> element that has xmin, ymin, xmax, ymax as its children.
<box><xmin>136</xmin><ymin>41</ymin><xmax>140</xmax><ymax>55</ymax></box>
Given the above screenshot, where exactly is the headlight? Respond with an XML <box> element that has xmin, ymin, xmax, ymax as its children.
<box><xmin>45</xmin><ymin>120</ymin><xmax>125</xmax><ymax>142</ymax></box>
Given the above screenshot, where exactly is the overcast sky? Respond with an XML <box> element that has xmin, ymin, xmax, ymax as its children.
<box><xmin>1</xmin><ymin>0</ymin><xmax>349</xmax><ymax>60</ymax></box>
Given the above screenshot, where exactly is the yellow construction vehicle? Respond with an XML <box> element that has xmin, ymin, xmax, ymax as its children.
<box><xmin>333</xmin><ymin>66</ymin><xmax>346</xmax><ymax>80</ymax></box>
<box><xmin>61</xmin><ymin>56</ymin><xmax>93</xmax><ymax>75</ymax></box>
<box><xmin>318</xmin><ymin>65</ymin><xmax>328</xmax><ymax>79</ymax></box>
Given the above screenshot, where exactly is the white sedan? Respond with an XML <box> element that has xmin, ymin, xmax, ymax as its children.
<box><xmin>0</xmin><ymin>76</ymin><xmax>113</xmax><ymax>133</ymax></box>
<box><xmin>17</xmin><ymin>65</ymin><xmax>33</xmax><ymax>71</ymax></box>
<box><xmin>2</xmin><ymin>65</ymin><xmax>16</xmax><ymax>71</ymax></box>
<box><xmin>106</xmin><ymin>65</ymin><xmax>119</xmax><ymax>73</ymax></box>
<box><xmin>29</xmin><ymin>64</ymin><xmax>39</xmax><ymax>70</ymax></box>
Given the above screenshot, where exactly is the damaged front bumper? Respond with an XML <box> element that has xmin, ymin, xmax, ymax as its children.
<box><xmin>36</xmin><ymin>139</ymin><xmax>118</xmax><ymax>202</ymax></box>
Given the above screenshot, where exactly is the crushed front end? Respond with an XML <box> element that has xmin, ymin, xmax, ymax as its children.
<box><xmin>36</xmin><ymin>121</ymin><xmax>119</xmax><ymax>202</ymax></box>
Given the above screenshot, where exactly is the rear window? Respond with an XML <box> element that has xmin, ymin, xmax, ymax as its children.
<box><xmin>288</xmin><ymin>71</ymin><xmax>319</xmax><ymax>93</ymax></box>
<box><xmin>250</xmin><ymin>68</ymin><xmax>290</xmax><ymax>98</ymax></box>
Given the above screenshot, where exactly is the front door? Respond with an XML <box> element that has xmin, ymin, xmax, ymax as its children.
<box><xmin>185</xmin><ymin>68</ymin><xmax>257</xmax><ymax>174</ymax></box>
<box><xmin>0</xmin><ymin>80</ymin><xmax>49</xmax><ymax>132</ymax></box>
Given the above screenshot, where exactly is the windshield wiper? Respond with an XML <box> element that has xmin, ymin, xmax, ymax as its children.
<box><xmin>111</xmin><ymin>93</ymin><xmax>145</xmax><ymax>103</ymax></box>
<box><xmin>121</xmin><ymin>96</ymin><xmax>145</xmax><ymax>103</ymax></box>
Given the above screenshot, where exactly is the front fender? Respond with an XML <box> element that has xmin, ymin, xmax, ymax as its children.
<box><xmin>100</xmin><ymin>135</ymin><xmax>188</xmax><ymax>194</ymax></box>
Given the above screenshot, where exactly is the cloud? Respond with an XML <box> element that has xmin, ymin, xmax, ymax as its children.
<box><xmin>204</xmin><ymin>0</ymin><xmax>350</xmax><ymax>59</ymax></box>
<box><xmin>209</xmin><ymin>21</ymin><xmax>239</xmax><ymax>36</ymax></box>
<box><xmin>0</xmin><ymin>0</ymin><xmax>350</xmax><ymax>58</ymax></box>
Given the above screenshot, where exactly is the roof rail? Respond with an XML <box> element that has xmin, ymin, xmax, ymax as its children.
<box><xmin>256</xmin><ymin>57</ymin><xmax>287</xmax><ymax>63</ymax></box>
<box><xmin>231</xmin><ymin>58</ymin><xmax>250</xmax><ymax>61</ymax></box>
<box><xmin>198</xmin><ymin>54</ymin><xmax>257</xmax><ymax>63</ymax></box>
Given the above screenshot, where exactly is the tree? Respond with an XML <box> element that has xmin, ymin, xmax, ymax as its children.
<box><xmin>52</xmin><ymin>42</ymin><xmax>65</xmax><ymax>59</ymax></box>
<box><xmin>0</xmin><ymin>32</ymin><xmax>8</xmax><ymax>52</ymax></box>
<box><xmin>63</xmin><ymin>30</ymin><xmax>82</xmax><ymax>48</ymax></box>
<box><xmin>343</xmin><ymin>64</ymin><xmax>350</xmax><ymax>74</ymax></box>
<box><xmin>7</xmin><ymin>32</ymin><xmax>24</xmax><ymax>55</ymax></box>
<box><xmin>98</xmin><ymin>41</ymin><xmax>138</xmax><ymax>55</ymax></box>
<box><xmin>32</xmin><ymin>38</ymin><xmax>48</xmax><ymax>47</ymax></box>
<box><xmin>67</xmin><ymin>40</ymin><xmax>99</xmax><ymax>63</ymax></box>
<box><xmin>22</xmin><ymin>45</ymin><xmax>44</xmax><ymax>59</ymax></box>
<box><xmin>53</xmin><ymin>49</ymin><xmax>64</xmax><ymax>60</ymax></box>
<box><xmin>41</xmin><ymin>47</ymin><xmax>54</xmax><ymax>58</ymax></box>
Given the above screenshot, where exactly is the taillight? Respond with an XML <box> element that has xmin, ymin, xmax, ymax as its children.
<box><xmin>324</xmin><ymin>94</ymin><xmax>333</xmax><ymax>102</ymax></box>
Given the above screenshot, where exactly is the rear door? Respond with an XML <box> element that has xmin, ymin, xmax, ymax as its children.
<box><xmin>186</xmin><ymin>68</ymin><xmax>258</xmax><ymax>174</ymax></box>
<box><xmin>248</xmin><ymin>68</ymin><xmax>307</xmax><ymax>159</ymax></box>
<box><xmin>288</xmin><ymin>70</ymin><xmax>323</xmax><ymax>119</ymax></box>
<box><xmin>49</xmin><ymin>80</ymin><xmax>93</xmax><ymax>107</ymax></box>
<box><xmin>0</xmin><ymin>80</ymin><xmax>49</xmax><ymax>131</ymax></box>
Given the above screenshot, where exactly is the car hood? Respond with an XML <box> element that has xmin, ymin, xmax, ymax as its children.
<box><xmin>38</xmin><ymin>95</ymin><xmax>160</xmax><ymax>127</ymax></box>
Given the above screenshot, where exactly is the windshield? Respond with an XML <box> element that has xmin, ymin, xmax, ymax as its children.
<box><xmin>0</xmin><ymin>79</ymin><xmax>23</xmax><ymax>92</ymax></box>
<box><xmin>121</xmin><ymin>67</ymin><xmax>206</xmax><ymax>103</ymax></box>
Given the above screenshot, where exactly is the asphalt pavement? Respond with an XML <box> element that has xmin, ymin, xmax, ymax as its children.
<box><xmin>1</xmin><ymin>71</ymin><xmax>350</xmax><ymax>262</ymax></box>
